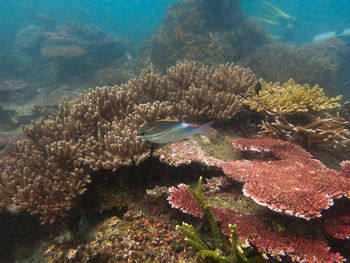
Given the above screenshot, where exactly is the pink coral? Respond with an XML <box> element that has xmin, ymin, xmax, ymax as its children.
<box><xmin>168</xmin><ymin>184</ymin><xmax>204</xmax><ymax>218</ymax></box>
<box><xmin>159</xmin><ymin>138</ymin><xmax>350</xmax><ymax>219</ymax></box>
<box><xmin>168</xmin><ymin>184</ymin><xmax>346</xmax><ymax>262</ymax></box>
<box><xmin>340</xmin><ymin>160</ymin><xmax>350</xmax><ymax>178</ymax></box>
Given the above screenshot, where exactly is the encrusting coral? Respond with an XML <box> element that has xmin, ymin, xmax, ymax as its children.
<box><xmin>0</xmin><ymin>60</ymin><xmax>255</xmax><ymax>224</ymax></box>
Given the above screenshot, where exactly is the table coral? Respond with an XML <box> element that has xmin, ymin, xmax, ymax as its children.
<box><xmin>159</xmin><ymin>137</ymin><xmax>350</xmax><ymax>220</ymax></box>
<box><xmin>168</xmin><ymin>181</ymin><xmax>347</xmax><ymax>262</ymax></box>
<box><xmin>164</xmin><ymin>138</ymin><xmax>350</xmax><ymax>262</ymax></box>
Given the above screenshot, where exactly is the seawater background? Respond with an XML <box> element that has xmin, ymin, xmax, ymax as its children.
<box><xmin>0</xmin><ymin>0</ymin><xmax>349</xmax><ymax>106</ymax></box>
<box><xmin>0</xmin><ymin>0</ymin><xmax>180</xmax><ymax>49</ymax></box>
<box><xmin>1</xmin><ymin>0</ymin><xmax>350</xmax><ymax>48</ymax></box>
<box><xmin>242</xmin><ymin>0</ymin><xmax>350</xmax><ymax>44</ymax></box>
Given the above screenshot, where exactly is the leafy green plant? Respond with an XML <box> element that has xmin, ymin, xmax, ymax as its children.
<box><xmin>176</xmin><ymin>177</ymin><xmax>266</xmax><ymax>263</ymax></box>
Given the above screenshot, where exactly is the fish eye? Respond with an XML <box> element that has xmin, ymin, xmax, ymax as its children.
<box><xmin>140</xmin><ymin>131</ymin><xmax>145</xmax><ymax>136</ymax></box>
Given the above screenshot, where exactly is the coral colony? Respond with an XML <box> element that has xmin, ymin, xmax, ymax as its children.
<box><xmin>165</xmin><ymin>138</ymin><xmax>350</xmax><ymax>262</ymax></box>
<box><xmin>1</xmin><ymin>0</ymin><xmax>350</xmax><ymax>262</ymax></box>
<box><xmin>1</xmin><ymin>60</ymin><xmax>350</xmax><ymax>262</ymax></box>
<box><xmin>0</xmin><ymin>61</ymin><xmax>255</xmax><ymax>224</ymax></box>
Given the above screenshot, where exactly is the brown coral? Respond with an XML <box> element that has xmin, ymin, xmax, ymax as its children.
<box><xmin>0</xmin><ymin>61</ymin><xmax>255</xmax><ymax>223</ymax></box>
<box><xmin>139</xmin><ymin>0</ymin><xmax>270</xmax><ymax>70</ymax></box>
<box><xmin>259</xmin><ymin>112</ymin><xmax>350</xmax><ymax>148</ymax></box>
<box><xmin>238</xmin><ymin>39</ymin><xmax>345</xmax><ymax>96</ymax></box>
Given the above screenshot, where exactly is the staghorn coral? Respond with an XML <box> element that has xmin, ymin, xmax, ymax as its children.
<box><xmin>246</xmin><ymin>78</ymin><xmax>342</xmax><ymax>114</ymax></box>
<box><xmin>0</xmin><ymin>61</ymin><xmax>255</xmax><ymax>224</ymax></box>
<box><xmin>259</xmin><ymin>112</ymin><xmax>350</xmax><ymax>148</ymax></box>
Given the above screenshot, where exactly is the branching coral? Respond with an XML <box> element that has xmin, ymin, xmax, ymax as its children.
<box><xmin>245</xmin><ymin>78</ymin><xmax>347</xmax><ymax>148</ymax></box>
<box><xmin>0</xmin><ymin>61</ymin><xmax>255</xmax><ymax>224</ymax></box>
<box><xmin>246</xmin><ymin>78</ymin><xmax>342</xmax><ymax>114</ymax></box>
<box><xmin>259</xmin><ymin>112</ymin><xmax>350</xmax><ymax>148</ymax></box>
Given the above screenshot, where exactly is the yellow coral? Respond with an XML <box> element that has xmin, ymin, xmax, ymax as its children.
<box><xmin>246</xmin><ymin>78</ymin><xmax>342</xmax><ymax>113</ymax></box>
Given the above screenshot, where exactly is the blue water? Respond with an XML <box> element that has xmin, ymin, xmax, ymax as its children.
<box><xmin>1</xmin><ymin>0</ymin><xmax>349</xmax><ymax>49</ymax></box>
<box><xmin>241</xmin><ymin>0</ymin><xmax>350</xmax><ymax>44</ymax></box>
<box><xmin>0</xmin><ymin>0</ymin><xmax>181</xmax><ymax>48</ymax></box>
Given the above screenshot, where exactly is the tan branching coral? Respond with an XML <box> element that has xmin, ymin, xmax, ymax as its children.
<box><xmin>246</xmin><ymin>78</ymin><xmax>342</xmax><ymax>114</ymax></box>
<box><xmin>0</xmin><ymin>61</ymin><xmax>255</xmax><ymax>223</ymax></box>
<box><xmin>259</xmin><ymin>112</ymin><xmax>350</xmax><ymax>148</ymax></box>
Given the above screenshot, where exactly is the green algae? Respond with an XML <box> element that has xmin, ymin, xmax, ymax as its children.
<box><xmin>196</xmin><ymin>132</ymin><xmax>241</xmax><ymax>161</ymax></box>
<box><xmin>177</xmin><ymin>177</ymin><xmax>266</xmax><ymax>263</ymax></box>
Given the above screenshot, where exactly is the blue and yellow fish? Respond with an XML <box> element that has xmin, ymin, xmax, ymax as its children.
<box><xmin>136</xmin><ymin>119</ymin><xmax>213</xmax><ymax>144</ymax></box>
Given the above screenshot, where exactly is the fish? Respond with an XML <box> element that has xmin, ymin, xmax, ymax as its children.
<box><xmin>136</xmin><ymin>119</ymin><xmax>214</xmax><ymax>144</ymax></box>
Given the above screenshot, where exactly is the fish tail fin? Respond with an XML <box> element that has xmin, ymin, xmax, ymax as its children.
<box><xmin>198</xmin><ymin>121</ymin><xmax>215</xmax><ymax>140</ymax></box>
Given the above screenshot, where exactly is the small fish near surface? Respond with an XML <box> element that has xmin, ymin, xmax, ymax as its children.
<box><xmin>136</xmin><ymin>119</ymin><xmax>214</xmax><ymax>144</ymax></box>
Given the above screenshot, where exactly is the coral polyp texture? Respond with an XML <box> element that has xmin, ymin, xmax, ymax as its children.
<box><xmin>161</xmin><ymin>137</ymin><xmax>350</xmax><ymax>220</ymax></box>
<box><xmin>0</xmin><ymin>61</ymin><xmax>255</xmax><ymax>224</ymax></box>
<box><xmin>164</xmin><ymin>138</ymin><xmax>350</xmax><ymax>262</ymax></box>
<box><xmin>246</xmin><ymin>78</ymin><xmax>342</xmax><ymax>114</ymax></box>
<box><xmin>259</xmin><ymin>112</ymin><xmax>350</xmax><ymax>148</ymax></box>
<box><xmin>169</xmin><ymin>185</ymin><xmax>347</xmax><ymax>263</ymax></box>
<box><xmin>43</xmin><ymin>214</ymin><xmax>193</xmax><ymax>262</ymax></box>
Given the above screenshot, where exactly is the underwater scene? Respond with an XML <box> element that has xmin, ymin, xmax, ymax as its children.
<box><xmin>1</xmin><ymin>0</ymin><xmax>350</xmax><ymax>262</ymax></box>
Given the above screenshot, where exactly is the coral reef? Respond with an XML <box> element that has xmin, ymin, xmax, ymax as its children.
<box><xmin>43</xmin><ymin>214</ymin><xmax>194</xmax><ymax>263</ymax></box>
<box><xmin>259</xmin><ymin>112</ymin><xmax>350</xmax><ymax>148</ymax></box>
<box><xmin>164</xmin><ymin>138</ymin><xmax>350</xmax><ymax>262</ymax></box>
<box><xmin>14</xmin><ymin>20</ymin><xmax>134</xmax><ymax>98</ymax></box>
<box><xmin>0</xmin><ymin>61</ymin><xmax>255</xmax><ymax>224</ymax></box>
<box><xmin>175</xmin><ymin>177</ymin><xmax>263</xmax><ymax>263</ymax></box>
<box><xmin>162</xmin><ymin>137</ymin><xmax>350</xmax><ymax>220</ymax></box>
<box><xmin>139</xmin><ymin>0</ymin><xmax>270</xmax><ymax>71</ymax></box>
<box><xmin>95</xmin><ymin>68</ymin><xmax>134</xmax><ymax>86</ymax></box>
<box><xmin>246</xmin><ymin>78</ymin><xmax>342</xmax><ymax>114</ymax></box>
<box><xmin>40</xmin><ymin>21</ymin><xmax>132</xmax><ymax>82</ymax></box>
<box><xmin>238</xmin><ymin>39</ymin><xmax>345</xmax><ymax>96</ymax></box>
<box><xmin>244</xmin><ymin>78</ymin><xmax>348</xmax><ymax>148</ymax></box>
